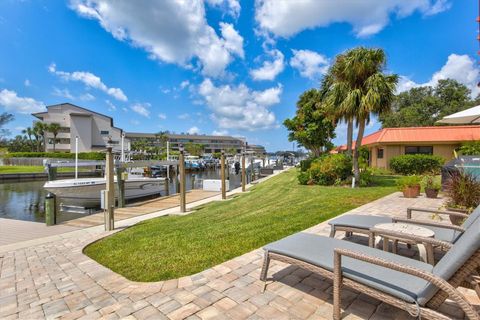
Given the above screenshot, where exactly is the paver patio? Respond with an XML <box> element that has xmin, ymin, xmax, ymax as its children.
<box><xmin>1</xmin><ymin>188</ymin><xmax>479</xmax><ymax>319</ymax></box>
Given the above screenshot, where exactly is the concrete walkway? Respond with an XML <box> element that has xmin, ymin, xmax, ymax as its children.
<box><xmin>0</xmin><ymin>174</ymin><xmax>478</xmax><ymax>319</ymax></box>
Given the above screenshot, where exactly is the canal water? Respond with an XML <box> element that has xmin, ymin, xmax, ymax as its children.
<box><xmin>0</xmin><ymin>169</ymin><xmax>243</xmax><ymax>223</ymax></box>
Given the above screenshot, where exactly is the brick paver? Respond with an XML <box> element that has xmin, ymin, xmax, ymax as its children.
<box><xmin>1</xmin><ymin>189</ymin><xmax>479</xmax><ymax>319</ymax></box>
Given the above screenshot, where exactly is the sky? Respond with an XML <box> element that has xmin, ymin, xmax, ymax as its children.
<box><xmin>0</xmin><ymin>0</ymin><xmax>478</xmax><ymax>152</ymax></box>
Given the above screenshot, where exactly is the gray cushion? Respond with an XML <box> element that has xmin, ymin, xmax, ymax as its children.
<box><xmin>461</xmin><ymin>205</ymin><xmax>480</xmax><ymax>229</ymax></box>
<box><xmin>417</xmin><ymin>216</ymin><xmax>480</xmax><ymax>305</ymax></box>
<box><xmin>328</xmin><ymin>215</ymin><xmax>392</xmax><ymax>230</ymax></box>
<box><xmin>264</xmin><ymin>232</ymin><xmax>432</xmax><ymax>304</ymax></box>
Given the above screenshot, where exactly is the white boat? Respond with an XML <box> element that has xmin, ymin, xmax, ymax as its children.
<box><xmin>44</xmin><ymin>175</ymin><xmax>165</xmax><ymax>207</ymax></box>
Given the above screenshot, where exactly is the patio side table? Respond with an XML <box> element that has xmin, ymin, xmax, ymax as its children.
<box><xmin>373</xmin><ymin>222</ymin><xmax>435</xmax><ymax>265</ymax></box>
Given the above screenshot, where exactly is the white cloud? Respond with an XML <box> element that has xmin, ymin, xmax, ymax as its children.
<box><xmin>178</xmin><ymin>113</ymin><xmax>190</xmax><ymax>120</ymax></box>
<box><xmin>219</xmin><ymin>22</ymin><xmax>244</xmax><ymax>58</ymax></box>
<box><xmin>180</xmin><ymin>80</ymin><xmax>190</xmax><ymax>90</ymax></box>
<box><xmin>24</xmin><ymin>79</ymin><xmax>31</xmax><ymax>87</ymax></box>
<box><xmin>290</xmin><ymin>49</ymin><xmax>329</xmax><ymax>79</ymax></box>
<box><xmin>70</xmin><ymin>0</ymin><xmax>244</xmax><ymax>77</ymax></box>
<box><xmin>52</xmin><ymin>87</ymin><xmax>74</xmax><ymax>100</ymax></box>
<box><xmin>106</xmin><ymin>100</ymin><xmax>117</xmax><ymax>111</ymax></box>
<box><xmin>79</xmin><ymin>93</ymin><xmax>95</xmax><ymax>101</ymax></box>
<box><xmin>158</xmin><ymin>113</ymin><xmax>167</xmax><ymax>120</ymax></box>
<box><xmin>187</xmin><ymin>126</ymin><xmax>200</xmax><ymax>134</ymax></box>
<box><xmin>250</xmin><ymin>49</ymin><xmax>284</xmax><ymax>81</ymax></box>
<box><xmin>48</xmin><ymin>63</ymin><xmax>128</xmax><ymax>101</ymax></box>
<box><xmin>255</xmin><ymin>0</ymin><xmax>450</xmax><ymax>38</ymax></box>
<box><xmin>212</xmin><ymin>129</ymin><xmax>229</xmax><ymax>136</ymax></box>
<box><xmin>0</xmin><ymin>89</ymin><xmax>45</xmax><ymax>114</ymax></box>
<box><xmin>398</xmin><ymin>54</ymin><xmax>480</xmax><ymax>97</ymax></box>
<box><xmin>198</xmin><ymin>78</ymin><xmax>281</xmax><ymax>130</ymax></box>
<box><xmin>130</xmin><ymin>102</ymin><xmax>151</xmax><ymax>117</ymax></box>
<box><xmin>205</xmin><ymin>0</ymin><xmax>240</xmax><ymax>18</ymax></box>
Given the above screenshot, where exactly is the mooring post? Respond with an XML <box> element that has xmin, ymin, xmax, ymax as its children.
<box><xmin>45</xmin><ymin>192</ymin><xmax>56</xmax><ymax>226</ymax></box>
<box><xmin>105</xmin><ymin>140</ymin><xmax>114</xmax><ymax>231</ymax></box>
<box><xmin>164</xmin><ymin>177</ymin><xmax>170</xmax><ymax>196</ymax></box>
<box><xmin>179</xmin><ymin>145</ymin><xmax>186</xmax><ymax>212</ymax></box>
<box><xmin>116</xmin><ymin>166</ymin><xmax>125</xmax><ymax>208</ymax></box>
<box><xmin>176</xmin><ymin>165</ymin><xmax>180</xmax><ymax>194</ymax></box>
<box><xmin>241</xmin><ymin>152</ymin><xmax>246</xmax><ymax>192</ymax></box>
<box><xmin>221</xmin><ymin>150</ymin><xmax>226</xmax><ymax>199</ymax></box>
<box><xmin>251</xmin><ymin>156</ymin><xmax>255</xmax><ymax>182</ymax></box>
<box><xmin>191</xmin><ymin>174</ymin><xmax>195</xmax><ymax>190</ymax></box>
<box><xmin>47</xmin><ymin>164</ymin><xmax>57</xmax><ymax>181</ymax></box>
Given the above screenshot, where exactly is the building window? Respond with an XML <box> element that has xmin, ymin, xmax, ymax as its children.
<box><xmin>405</xmin><ymin>146</ymin><xmax>433</xmax><ymax>155</ymax></box>
<box><xmin>377</xmin><ymin>148</ymin><xmax>384</xmax><ymax>159</ymax></box>
<box><xmin>100</xmin><ymin>130</ymin><xmax>109</xmax><ymax>135</ymax></box>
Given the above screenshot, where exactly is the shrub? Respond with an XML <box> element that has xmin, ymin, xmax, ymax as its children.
<box><xmin>458</xmin><ymin>141</ymin><xmax>480</xmax><ymax>156</ymax></box>
<box><xmin>396</xmin><ymin>175</ymin><xmax>422</xmax><ymax>190</ymax></box>
<box><xmin>297</xmin><ymin>171</ymin><xmax>310</xmax><ymax>185</ymax></box>
<box><xmin>389</xmin><ymin>154</ymin><xmax>444</xmax><ymax>175</ymax></box>
<box><xmin>422</xmin><ymin>175</ymin><xmax>441</xmax><ymax>191</ymax></box>
<box><xmin>3</xmin><ymin>152</ymin><xmax>105</xmax><ymax>160</ymax></box>
<box><xmin>299</xmin><ymin>158</ymin><xmax>314</xmax><ymax>172</ymax></box>
<box><xmin>307</xmin><ymin>154</ymin><xmax>352</xmax><ymax>186</ymax></box>
<box><xmin>359</xmin><ymin>169</ymin><xmax>374</xmax><ymax>187</ymax></box>
<box><xmin>445</xmin><ymin>171</ymin><xmax>480</xmax><ymax>210</ymax></box>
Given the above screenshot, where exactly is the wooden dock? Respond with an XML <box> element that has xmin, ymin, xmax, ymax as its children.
<box><xmin>61</xmin><ymin>190</ymin><xmax>219</xmax><ymax>228</ymax></box>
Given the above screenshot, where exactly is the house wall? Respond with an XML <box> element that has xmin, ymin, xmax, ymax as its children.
<box><xmin>371</xmin><ymin>143</ymin><xmax>460</xmax><ymax>169</ymax></box>
<box><xmin>70</xmin><ymin>115</ymin><xmax>92</xmax><ymax>152</ymax></box>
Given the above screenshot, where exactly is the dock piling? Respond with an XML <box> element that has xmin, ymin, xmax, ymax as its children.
<box><xmin>164</xmin><ymin>177</ymin><xmax>170</xmax><ymax>196</ymax></box>
<box><xmin>105</xmin><ymin>140</ymin><xmax>115</xmax><ymax>231</ymax></box>
<box><xmin>45</xmin><ymin>192</ymin><xmax>56</xmax><ymax>226</ymax></box>
<box><xmin>221</xmin><ymin>150</ymin><xmax>226</xmax><ymax>199</ymax></box>
<box><xmin>241</xmin><ymin>152</ymin><xmax>246</xmax><ymax>192</ymax></box>
<box><xmin>179</xmin><ymin>145</ymin><xmax>186</xmax><ymax>212</ymax></box>
<box><xmin>117</xmin><ymin>167</ymin><xmax>125</xmax><ymax>208</ymax></box>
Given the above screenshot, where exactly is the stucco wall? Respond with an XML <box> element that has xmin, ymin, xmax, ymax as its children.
<box><xmin>70</xmin><ymin>115</ymin><xmax>92</xmax><ymax>152</ymax></box>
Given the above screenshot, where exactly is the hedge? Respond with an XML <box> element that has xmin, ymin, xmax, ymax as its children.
<box><xmin>3</xmin><ymin>152</ymin><xmax>106</xmax><ymax>160</ymax></box>
<box><xmin>299</xmin><ymin>154</ymin><xmax>352</xmax><ymax>185</ymax></box>
<box><xmin>389</xmin><ymin>154</ymin><xmax>444</xmax><ymax>175</ymax></box>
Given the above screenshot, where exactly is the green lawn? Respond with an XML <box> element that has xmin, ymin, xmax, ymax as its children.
<box><xmin>0</xmin><ymin>165</ymin><xmax>90</xmax><ymax>174</ymax></box>
<box><xmin>84</xmin><ymin>169</ymin><xmax>398</xmax><ymax>282</ymax></box>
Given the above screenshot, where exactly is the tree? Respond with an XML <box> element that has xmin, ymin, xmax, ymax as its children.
<box><xmin>47</xmin><ymin>123</ymin><xmax>61</xmax><ymax>152</ymax></box>
<box><xmin>185</xmin><ymin>143</ymin><xmax>204</xmax><ymax>156</ymax></box>
<box><xmin>324</xmin><ymin>47</ymin><xmax>398</xmax><ymax>185</ymax></box>
<box><xmin>284</xmin><ymin>89</ymin><xmax>336</xmax><ymax>157</ymax></box>
<box><xmin>379</xmin><ymin>79</ymin><xmax>473</xmax><ymax>127</ymax></box>
<box><xmin>0</xmin><ymin>112</ymin><xmax>14</xmax><ymax>146</ymax></box>
<box><xmin>21</xmin><ymin>127</ymin><xmax>35</xmax><ymax>151</ymax></box>
<box><xmin>32</xmin><ymin>122</ymin><xmax>47</xmax><ymax>152</ymax></box>
<box><xmin>7</xmin><ymin>135</ymin><xmax>31</xmax><ymax>152</ymax></box>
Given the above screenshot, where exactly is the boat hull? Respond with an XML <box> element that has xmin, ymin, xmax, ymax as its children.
<box><xmin>44</xmin><ymin>177</ymin><xmax>165</xmax><ymax>207</ymax></box>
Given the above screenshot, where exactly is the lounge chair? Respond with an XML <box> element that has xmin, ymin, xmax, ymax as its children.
<box><xmin>328</xmin><ymin>206</ymin><xmax>479</xmax><ymax>245</ymax></box>
<box><xmin>260</xmin><ymin>216</ymin><xmax>480</xmax><ymax>319</ymax></box>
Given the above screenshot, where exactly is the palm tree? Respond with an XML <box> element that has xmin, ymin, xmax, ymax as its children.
<box><xmin>33</xmin><ymin>122</ymin><xmax>47</xmax><ymax>152</ymax></box>
<box><xmin>325</xmin><ymin>47</ymin><xmax>398</xmax><ymax>185</ymax></box>
<box><xmin>47</xmin><ymin>123</ymin><xmax>61</xmax><ymax>152</ymax></box>
<box><xmin>21</xmin><ymin>127</ymin><xmax>35</xmax><ymax>151</ymax></box>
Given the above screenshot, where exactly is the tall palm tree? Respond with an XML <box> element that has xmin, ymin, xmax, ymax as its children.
<box><xmin>21</xmin><ymin>127</ymin><xmax>35</xmax><ymax>151</ymax></box>
<box><xmin>325</xmin><ymin>47</ymin><xmax>398</xmax><ymax>185</ymax></box>
<box><xmin>47</xmin><ymin>123</ymin><xmax>61</xmax><ymax>152</ymax></box>
<box><xmin>33</xmin><ymin>122</ymin><xmax>47</xmax><ymax>152</ymax></box>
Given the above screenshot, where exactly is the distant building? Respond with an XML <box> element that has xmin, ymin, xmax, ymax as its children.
<box><xmin>332</xmin><ymin>125</ymin><xmax>480</xmax><ymax>169</ymax></box>
<box><xmin>125</xmin><ymin>132</ymin><xmax>246</xmax><ymax>154</ymax></box>
<box><xmin>32</xmin><ymin>103</ymin><xmax>125</xmax><ymax>153</ymax></box>
<box><xmin>246</xmin><ymin>144</ymin><xmax>266</xmax><ymax>157</ymax></box>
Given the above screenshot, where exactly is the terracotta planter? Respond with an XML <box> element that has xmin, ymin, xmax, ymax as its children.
<box><xmin>425</xmin><ymin>188</ymin><xmax>439</xmax><ymax>199</ymax></box>
<box><xmin>413</xmin><ymin>185</ymin><xmax>421</xmax><ymax>196</ymax></box>
<box><xmin>402</xmin><ymin>186</ymin><xmax>419</xmax><ymax>198</ymax></box>
<box><xmin>446</xmin><ymin>207</ymin><xmax>469</xmax><ymax>226</ymax></box>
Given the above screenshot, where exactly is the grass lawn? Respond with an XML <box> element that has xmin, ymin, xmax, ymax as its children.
<box><xmin>0</xmin><ymin>165</ymin><xmax>90</xmax><ymax>174</ymax></box>
<box><xmin>84</xmin><ymin>169</ymin><xmax>399</xmax><ymax>282</ymax></box>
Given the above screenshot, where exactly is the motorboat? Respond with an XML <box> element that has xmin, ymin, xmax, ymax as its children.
<box><xmin>44</xmin><ymin>170</ymin><xmax>165</xmax><ymax>208</ymax></box>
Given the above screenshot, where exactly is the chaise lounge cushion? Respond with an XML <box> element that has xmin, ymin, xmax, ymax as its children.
<box><xmin>417</xmin><ymin>216</ymin><xmax>480</xmax><ymax>305</ymax></box>
<box><xmin>264</xmin><ymin>232</ymin><xmax>433</xmax><ymax>304</ymax></box>
<box><xmin>328</xmin><ymin>215</ymin><xmax>392</xmax><ymax>230</ymax></box>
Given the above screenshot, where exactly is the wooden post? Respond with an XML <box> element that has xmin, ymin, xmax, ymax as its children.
<box><xmin>105</xmin><ymin>142</ymin><xmax>114</xmax><ymax>231</ymax></box>
<box><xmin>45</xmin><ymin>192</ymin><xmax>56</xmax><ymax>226</ymax></box>
<box><xmin>116</xmin><ymin>167</ymin><xmax>125</xmax><ymax>208</ymax></box>
<box><xmin>221</xmin><ymin>150</ymin><xmax>226</xmax><ymax>199</ymax></box>
<box><xmin>164</xmin><ymin>177</ymin><xmax>169</xmax><ymax>196</ymax></box>
<box><xmin>241</xmin><ymin>152</ymin><xmax>246</xmax><ymax>192</ymax></box>
<box><xmin>176</xmin><ymin>165</ymin><xmax>180</xmax><ymax>194</ymax></box>
<box><xmin>191</xmin><ymin>174</ymin><xmax>195</xmax><ymax>190</ymax></box>
<box><xmin>251</xmin><ymin>156</ymin><xmax>255</xmax><ymax>182</ymax></box>
<box><xmin>179</xmin><ymin>146</ymin><xmax>186</xmax><ymax>212</ymax></box>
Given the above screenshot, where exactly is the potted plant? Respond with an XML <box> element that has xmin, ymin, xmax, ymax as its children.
<box><xmin>444</xmin><ymin>171</ymin><xmax>480</xmax><ymax>225</ymax></box>
<box><xmin>396</xmin><ymin>175</ymin><xmax>422</xmax><ymax>198</ymax></box>
<box><xmin>422</xmin><ymin>175</ymin><xmax>441</xmax><ymax>199</ymax></box>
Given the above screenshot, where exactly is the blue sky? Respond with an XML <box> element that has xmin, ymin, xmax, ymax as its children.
<box><xmin>0</xmin><ymin>0</ymin><xmax>477</xmax><ymax>152</ymax></box>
